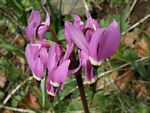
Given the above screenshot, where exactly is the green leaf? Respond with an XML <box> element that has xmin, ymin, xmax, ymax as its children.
<box><xmin>11</xmin><ymin>95</ymin><xmax>22</xmax><ymax>107</ymax></box>
<box><xmin>67</xmin><ymin>99</ymin><xmax>83</xmax><ymax>112</ymax></box>
<box><xmin>143</xmin><ymin>32</ymin><xmax>150</xmax><ymax>79</ymax></box>
<box><xmin>118</xmin><ymin>49</ymin><xmax>137</xmax><ymax>62</ymax></box>
<box><xmin>93</xmin><ymin>92</ymin><xmax>113</xmax><ymax>113</ymax></box>
<box><xmin>6</xmin><ymin>0</ymin><xmax>23</xmax><ymax>14</ymax></box>
<box><xmin>138</xmin><ymin>103</ymin><xmax>150</xmax><ymax>113</ymax></box>
<box><xmin>132</xmin><ymin>62</ymin><xmax>148</xmax><ymax>79</ymax></box>
<box><xmin>0</xmin><ymin>58</ymin><xmax>23</xmax><ymax>81</ymax></box>
<box><xmin>0</xmin><ymin>38</ymin><xmax>25</xmax><ymax>59</ymax></box>
<box><xmin>0</xmin><ymin>91</ymin><xmax>5</xmax><ymax>100</ymax></box>
<box><xmin>57</xmin><ymin>29</ymin><xmax>65</xmax><ymax>41</ymax></box>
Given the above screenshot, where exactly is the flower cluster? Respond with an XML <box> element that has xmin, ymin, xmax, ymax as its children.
<box><xmin>65</xmin><ymin>12</ymin><xmax>121</xmax><ymax>84</ymax></box>
<box><xmin>25</xmin><ymin>7</ymin><xmax>75</xmax><ymax>96</ymax></box>
<box><xmin>25</xmin><ymin>7</ymin><xmax>120</xmax><ymax>96</ymax></box>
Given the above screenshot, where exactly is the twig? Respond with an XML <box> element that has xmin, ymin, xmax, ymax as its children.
<box><xmin>3</xmin><ymin>76</ymin><xmax>33</xmax><ymax>105</ymax></box>
<box><xmin>0</xmin><ymin>105</ymin><xmax>35</xmax><ymax>113</ymax></box>
<box><xmin>91</xmin><ymin>0</ymin><xmax>102</xmax><ymax>11</ymax></box>
<box><xmin>122</xmin><ymin>13</ymin><xmax>150</xmax><ymax>35</ymax></box>
<box><xmin>82</xmin><ymin>0</ymin><xmax>89</xmax><ymax>12</ymax></box>
<box><xmin>126</xmin><ymin>0</ymin><xmax>138</xmax><ymax>21</ymax></box>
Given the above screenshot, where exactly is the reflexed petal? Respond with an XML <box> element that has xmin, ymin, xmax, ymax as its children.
<box><xmin>48</xmin><ymin>53</ymin><xmax>57</xmax><ymax>71</ymax></box>
<box><xmin>32</xmin><ymin>58</ymin><xmax>44</xmax><ymax>81</ymax></box>
<box><xmin>39</xmin><ymin>47</ymin><xmax>48</xmax><ymax>68</ymax></box>
<box><xmin>66</xmin><ymin>23</ymin><xmax>89</xmax><ymax>54</ymax></box>
<box><xmin>42</xmin><ymin>7</ymin><xmax>50</xmax><ymax>26</ymax></box>
<box><xmin>68</xmin><ymin>62</ymin><xmax>81</xmax><ymax>75</ymax></box>
<box><xmin>78</xmin><ymin>50</ymin><xmax>89</xmax><ymax>67</ymax></box>
<box><xmin>25</xmin><ymin>11</ymin><xmax>41</xmax><ymax>41</ymax></box>
<box><xmin>89</xmin><ymin>28</ymin><xmax>104</xmax><ymax>61</ymax></box>
<box><xmin>62</xmin><ymin>44</ymin><xmax>73</xmax><ymax>62</ymax></box>
<box><xmin>85</xmin><ymin>30</ymin><xmax>93</xmax><ymax>42</ymax></box>
<box><xmin>47</xmin><ymin>43</ymin><xmax>62</xmax><ymax>71</ymax></box>
<box><xmin>52</xmin><ymin>60</ymin><xmax>70</xmax><ymax>86</ymax></box>
<box><xmin>38</xmin><ymin>25</ymin><xmax>48</xmax><ymax>40</ymax></box>
<box><xmin>48</xmin><ymin>43</ymin><xmax>62</xmax><ymax>61</ymax></box>
<box><xmin>28</xmin><ymin>11</ymin><xmax>41</xmax><ymax>24</ymax></box>
<box><xmin>65</xmin><ymin>21</ymin><xmax>73</xmax><ymax>45</ymax></box>
<box><xmin>97</xmin><ymin>20</ymin><xmax>121</xmax><ymax>60</ymax></box>
<box><xmin>68</xmin><ymin>50</ymin><xmax>82</xmax><ymax>75</ymax></box>
<box><xmin>25</xmin><ymin>25</ymin><xmax>35</xmax><ymax>41</ymax></box>
<box><xmin>73</xmin><ymin>15</ymin><xmax>85</xmax><ymax>30</ymax></box>
<box><xmin>38</xmin><ymin>7</ymin><xmax>50</xmax><ymax>40</ymax></box>
<box><xmin>25</xmin><ymin>44</ymin><xmax>41</xmax><ymax>69</ymax></box>
<box><xmin>85</xmin><ymin>12</ymin><xmax>99</xmax><ymax>31</ymax></box>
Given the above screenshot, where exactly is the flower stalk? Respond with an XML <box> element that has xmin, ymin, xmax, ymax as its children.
<box><xmin>75</xmin><ymin>70</ymin><xmax>90</xmax><ymax>113</ymax></box>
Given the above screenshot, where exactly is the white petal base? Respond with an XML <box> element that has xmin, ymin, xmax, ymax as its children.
<box><xmin>85</xmin><ymin>78</ymin><xmax>96</xmax><ymax>84</ymax></box>
<box><xmin>33</xmin><ymin>73</ymin><xmax>42</xmax><ymax>81</ymax></box>
<box><xmin>89</xmin><ymin>57</ymin><xmax>103</xmax><ymax>66</ymax></box>
<box><xmin>50</xmin><ymin>81</ymin><xmax>59</xmax><ymax>87</ymax></box>
<box><xmin>47</xmin><ymin>90</ymin><xmax>56</xmax><ymax>96</ymax></box>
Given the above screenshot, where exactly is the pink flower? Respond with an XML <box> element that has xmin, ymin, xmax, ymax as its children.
<box><xmin>25</xmin><ymin>7</ymin><xmax>50</xmax><ymax>41</ymax></box>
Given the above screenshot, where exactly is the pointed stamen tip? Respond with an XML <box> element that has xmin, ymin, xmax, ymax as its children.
<box><xmin>89</xmin><ymin>57</ymin><xmax>103</xmax><ymax>66</ymax></box>
<box><xmin>50</xmin><ymin>81</ymin><xmax>60</xmax><ymax>87</ymax></box>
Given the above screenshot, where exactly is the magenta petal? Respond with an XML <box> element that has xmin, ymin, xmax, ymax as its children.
<box><xmin>32</xmin><ymin>58</ymin><xmax>44</xmax><ymax>81</ymax></box>
<box><xmin>89</xmin><ymin>28</ymin><xmax>105</xmax><ymax>61</ymax></box>
<box><xmin>49</xmin><ymin>43</ymin><xmax>62</xmax><ymax>61</ymax></box>
<box><xmin>25</xmin><ymin>26</ymin><xmax>35</xmax><ymax>41</ymax></box>
<box><xmin>65</xmin><ymin>21</ymin><xmax>73</xmax><ymax>45</ymax></box>
<box><xmin>38</xmin><ymin>7</ymin><xmax>50</xmax><ymax>40</ymax></box>
<box><xmin>85</xmin><ymin>12</ymin><xmax>99</xmax><ymax>31</ymax></box>
<box><xmin>62</xmin><ymin>44</ymin><xmax>73</xmax><ymax>62</ymax></box>
<box><xmin>84</xmin><ymin>60</ymin><xmax>95</xmax><ymax>84</ymax></box>
<box><xmin>47</xmin><ymin>43</ymin><xmax>62</xmax><ymax>71</ymax></box>
<box><xmin>79</xmin><ymin>50</ymin><xmax>89</xmax><ymax>66</ymax></box>
<box><xmin>35</xmin><ymin>40</ymin><xmax>50</xmax><ymax>47</ymax></box>
<box><xmin>53</xmin><ymin>60</ymin><xmax>70</xmax><ymax>84</ymax></box>
<box><xmin>39</xmin><ymin>47</ymin><xmax>48</xmax><ymax>68</ymax></box>
<box><xmin>46</xmin><ymin>78</ymin><xmax>56</xmax><ymax>96</ymax></box>
<box><xmin>97</xmin><ymin>20</ymin><xmax>121</xmax><ymax>60</ymax></box>
<box><xmin>28</xmin><ymin>11</ymin><xmax>41</xmax><ymax>24</ymax></box>
<box><xmin>25</xmin><ymin>11</ymin><xmax>41</xmax><ymax>41</ymax></box>
<box><xmin>66</xmin><ymin>23</ymin><xmax>89</xmax><ymax>54</ymax></box>
<box><xmin>73</xmin><ymin>15</ymin><xmax>85</xmax><ymax>30</ymax></box>
<box><xmin>38</xmin><ymin>25</ymin><xmax>48</xmax><ymax>40</ymax></box>
<box><xmin>68</xmin><ymin>62</ymin><xmax>81</xmax><ymax>75</ymax></box>
<box><xmin>42</xmin><ymin>7</ymin><xmax>50</xmax><ymax>26</ymax></box>
<box><xmin>85</xmin><ymin>30</ymin><xmax>93</xmax><ymax>42</ymax></box>
<box><xmin>25</xmin><ymin>44</ymin><xmax>41</xmax><ymax>69</ymax></box>
<box><xmin>48</xmin><ymin>53</ymin><xmax>57</xmax><ymax>71</ymax></box>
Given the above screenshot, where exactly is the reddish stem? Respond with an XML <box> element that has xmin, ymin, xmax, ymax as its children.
<box><xmin>49</xmin><ymin>29</ymin><xmax>61</xmax><ymax>45</ymax></box>
<box><xmin>75</xmin><ymin>70</ymin><xmax>90</xmax><ymax>113</ymax></box>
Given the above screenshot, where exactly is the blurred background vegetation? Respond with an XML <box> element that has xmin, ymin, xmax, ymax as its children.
<box><xmin>0</xmin><ymin>0</ymin><xmax>150</xmax><ymax>113</ymax></box>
